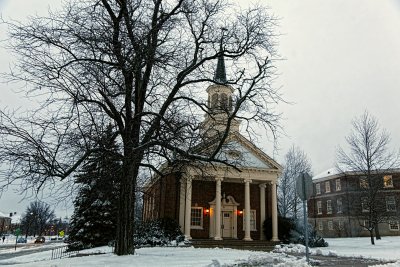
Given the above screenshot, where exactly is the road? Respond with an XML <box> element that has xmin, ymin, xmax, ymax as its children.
<box><xmin>0</xmin><ymin>241</ymin><xmax>65</xmax><ymax>264</ymax></box>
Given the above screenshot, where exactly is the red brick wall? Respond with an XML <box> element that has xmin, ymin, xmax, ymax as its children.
<box><xmin>144</xmin><ymin>175</ymin><xmax>272</xmax><ymax>240</ymax></box>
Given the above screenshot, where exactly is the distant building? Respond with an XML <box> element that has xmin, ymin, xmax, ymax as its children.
<box><xmin>0</xmin><ymin>212</ymin><xmax>12</xmax><ymax>234</ymax></box>
<box><xmin>308</xmin><ymin>168</ymin><xmax>400</xmax><ymax>238</ymax></box>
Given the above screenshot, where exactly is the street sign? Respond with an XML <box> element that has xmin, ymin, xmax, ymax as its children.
<box><xmin>296</xmin><ymin>172</ymin><xmax>313</xmax><ymax>201</ymax></box>
<box><xmin>296</xmin><ymin>172</ymin><xmax>313</xmax><ymax>264</ymax></box>
<box><xmin>14</xmin><ymin>228</ymin><xmax>21</xmax><ymax>237</ymax></box>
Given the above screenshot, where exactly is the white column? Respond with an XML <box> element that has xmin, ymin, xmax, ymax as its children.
<box><xmin>179</xmin><ymin>177</ymin><xmax>186</xmax><ymax>231</ymax></box>
<box><xmin>243</xmin><ymin>178</ymin><xmax>252</xmax><ymax>241</ymax></box>
<box><xmin>271</xmin><ymin>181</ymin><xmax>279</xmax><ymax>241</ymax></box>
<box><xmin>214</xmin><ymin>177</ymin><xmax>223</xmax><ymax>240</ymax></box>
<box><xmin>259</xmin><ymin>183</ymin><xmax>266</xmax><ymax>240</ymax></box>
<box><xmin>184</xmin><ymin>176</ymin><xmax>192</xmax><ymax>240</ymax></box>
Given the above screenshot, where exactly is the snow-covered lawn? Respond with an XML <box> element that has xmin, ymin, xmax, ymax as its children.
<box><xmin>313</xmin><ymin>236</ymin><xmax>400</xmax><ymax>261</ymax></box>
<box><xmin>1</xmin><ymin>236</ymin><xmax>400</xmax><ymax>266</ymax></box>
<box><xmin>0</xmin><ymin>246</ymin><xmax>308</xmax><ymax>267</ymax></box>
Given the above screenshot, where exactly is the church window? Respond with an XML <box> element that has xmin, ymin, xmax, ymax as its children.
<box><xmin>227</xmin><ymin>150</ymin><xmax>241</xmax><ymax>160</ymax></box>
<box><xmin>243</xmin><ymin>209</ymin><xmax>257</xmax><ymax>231</ymax></box>
<box><xmin>220</xmin><ymin>93</ymin><xmax>228</xmax><ymax>110</ymax></box>
<box><xmin>211</xmin><ymin>93</ymin><xmax>218</xmax><ymax>108</ymax></box>
<box><xmin>190</xmin><ymin>207</ymin><xmax>203</xmax><ymax>229</ymax></box>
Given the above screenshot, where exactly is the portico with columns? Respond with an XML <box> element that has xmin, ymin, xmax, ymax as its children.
<box><xmin>179</xmin><ymin>155</ymin><xmax>281</xmax><ymax>241</ymax></box>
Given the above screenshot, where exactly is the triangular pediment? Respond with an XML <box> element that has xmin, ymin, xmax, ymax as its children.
<box><xmin>196</xmin><ymin>132</ymin><xmax>282</xmax><ymax>172</ymax></box>
<box><xmin>224</xmin><ymin>132</ymin><xmax>282</xmax><ymax>171</ymax></box>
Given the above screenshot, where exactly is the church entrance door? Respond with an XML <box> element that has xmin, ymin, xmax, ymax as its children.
<box><xmin>222</xmin><ymin>211</ymin><xmax>232</xmax><ymax>238</ymax></box>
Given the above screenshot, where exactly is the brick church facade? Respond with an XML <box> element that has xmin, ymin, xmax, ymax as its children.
<box><xmin>142</xmin><ymin>50</ymin><xmax>282</xmax><ymax>241</ymax></box>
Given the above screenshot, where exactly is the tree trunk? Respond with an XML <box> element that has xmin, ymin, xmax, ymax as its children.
<box><xmin>114</xmin><ymin>153</ymin><xmax>139</xmax><ymax>255</ymax></box>
<box><xmin>375</xmin><ymin>225</ymin><xmax>381</xmax><ymax>240</ymax></box>
<box><xmin>369</xmin><ymin>229</ymin><xmax>375</xmax><ymax>245</ymax></box>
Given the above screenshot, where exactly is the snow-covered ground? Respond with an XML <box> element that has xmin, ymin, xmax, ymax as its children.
<box><xmin>316</xmin><ymin>236</ymin><xmax>400</xmax><ymax>261</ymax></box>
<box><xmin>1</xmin><ymin>246</ymin><xmax>308</xmax><ymax>267</ymax></box>
<box><xmin>0</xmin><ymin>235</ymin><xmax>65</xmax><ymax>254</ymax></box>
<box><xmin>1</xmin><ymin>236</ymin><xmax>400</xmax><ymax>266</ymax></box>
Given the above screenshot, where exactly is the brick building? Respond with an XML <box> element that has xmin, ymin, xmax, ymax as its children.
<box><xmin>308</xmin><ymin>168</ymin><xmax>400</xmax><ymax>238</ymax></box>
<box><xmin>143</xmin><ymin>52</ymin><xmax>282</xmax><ymax>241</ymax></box>
<box><xmin>0</xmin><ymin>212</ymin><xmax>12</xmax><ymax>234</ymax></box>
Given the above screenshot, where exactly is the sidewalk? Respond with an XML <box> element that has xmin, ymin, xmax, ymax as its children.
<box><xmin>289</xmin><ymin>253</ymin><xmax>395</xmax><ymax>267</ymax></box>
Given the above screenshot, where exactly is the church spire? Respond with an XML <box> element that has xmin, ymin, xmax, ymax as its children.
<box><xmin>214</xmin><ymin>28</ymin><xmax>227</xmax><ymax>84</ymax></box>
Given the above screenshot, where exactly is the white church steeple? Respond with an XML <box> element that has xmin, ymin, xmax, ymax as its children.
<box><xmin>200</xmin><ymin>44</ymin><xmax>240</xmax><ymax>137</ymax></box>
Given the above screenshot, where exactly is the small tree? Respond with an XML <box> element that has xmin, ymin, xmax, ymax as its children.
<box><xmin>278</xmin><ymin>145</ymin><xmax>312</xmax><ymax>219</ymax></box>
<box><xmin>21</xmin><ymin>201</ymin><xmax>55</xmax><ymax>237</ymax></box>
<box><xmin>336</xmin><ymin>111</ymin><xmax>400</xmax><ymax>245</ymax></box>
<box><xmin>68</xmin><ymin>126</ymin><xmax>121</xmax><ymax>249</ymax></box>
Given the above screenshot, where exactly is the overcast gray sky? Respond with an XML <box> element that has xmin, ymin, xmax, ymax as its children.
<box><xmin>0</xmin><ymin>0</ymin><xmax>400</xmax><ymax>215</ymax></box>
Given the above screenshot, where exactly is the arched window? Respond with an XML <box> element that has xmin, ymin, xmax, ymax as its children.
<box><xmin>211</xmin><ymin>93</ymin><xmax>218</xmax><ymax>108</ymax></box>
<box><xmin>220</xmin><ymin>93</ymin><xmax>228</xmax><ymax>110</ymax></box>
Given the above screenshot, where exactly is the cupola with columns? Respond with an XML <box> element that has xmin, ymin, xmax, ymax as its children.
<box><xmin>200</xmin><ymin>43</ymin><xmax>241</xmax><ymax>137</ymax></box>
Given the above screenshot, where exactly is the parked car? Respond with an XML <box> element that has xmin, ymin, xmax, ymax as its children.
<box><xmin>34</xmin><ymin>236</ymin><xmax>45</xmax><ymax>244</ymax></box>
<box><xmin>17</xmin><ymin>237</ymin><xmax>27</xmax><ymax>243</ymax></box>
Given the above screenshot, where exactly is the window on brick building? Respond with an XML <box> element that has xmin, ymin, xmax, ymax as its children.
<box><xmin>328</xmin><ymin>221</ymin><xmax>333</xmax><ymax>230</ymax></box>
<box><xmin>337</xmin><ymin>198</ymin><xmax>343</xmax><ymax>213</ymax></box>
<box><xmin>318</xmin><ymin>221</ymin><xmax>323</xmax><ymax>231</ymax></box>
<box><xmin>386</xmin><ymin>196</ymin><xmax>396</xmax><ymax>212</ymax></box>
<box><xmin>316</xmin><ymin>183</ymin><xmax>321</xmax><ymax>195</ymax></box>
<box><xmin>336</xmin><ymin>179</ymin><xmax>341</xmax><ymax>191</ymax></box>
<box><xmin>338</xmin><ymin>220</ymin><xmax>344</xmax><ymax>230</ymax></box>
<box><xmin>317</xmin><ymin>201</ymin><xmax>322</xmax><ymax>214</ymax></box>
<box><xmin>360</xmin><ymin>177</ymin><xmax>369</xmax><ymax>189</ymax></box>
<box><xmin>383</xmin><ymin>175</ymin><xmax>394</xmax><ymax>188</ymax></box>
<box><xmin>389</xmin><ymin>221</ymin><xmax>400</xmax><ymax>231</ymax></box>
<box><xmin>327</xmin><ymin>200</ymin><xmax>332</xmax><ymax>214</ymax></box>
<box><xmin>361</xmin><ymin>197</ymin><xmax>369</xmax><ymax>212</ymax></box>
<box><xmin>191</xmin><ymin>207</ymin><xmax>203</xmax><ymax>229</ymax></box>
<box><xmin>325</xmin><ymin>181</ymin><xmax>331</xmax><ymax>193</ymax></box>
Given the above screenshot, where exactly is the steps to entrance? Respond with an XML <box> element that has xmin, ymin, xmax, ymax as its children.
<box><xmin>190</xmin><ymin>239</ymin><xmax>278</xmax><ymax>251</ymax></box>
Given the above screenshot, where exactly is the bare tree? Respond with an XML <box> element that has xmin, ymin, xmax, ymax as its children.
<box><xmin>336</xmin><ymin>111</ymin><xmax>400</xmax><ymax>245</ymax></box>
<box><xmin>21</xmin><ymin>201</ymin><xmax>55</xmax><ymax>237</ymax></box>
<box><xmin>0</xmin><ymin>0</ymin><xmax>282</xmax><ymax>255</ymax></box>
<box><xmin>278</xmin><ymin>145</ymin><xmax>312</xmax><ymax>219</ymax></box>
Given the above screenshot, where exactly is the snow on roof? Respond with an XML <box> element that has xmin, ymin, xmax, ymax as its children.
<box><xmin>312</xmin><ymin>167</ymin><xmax>342</xmax><ymax>180</ymax></box>
<box><xmin>11</xmin><ymin>214</ymin><xmax>22</xmax><ymax>224</ymax></box>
